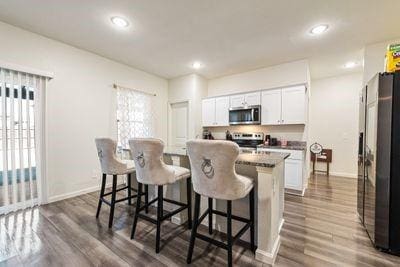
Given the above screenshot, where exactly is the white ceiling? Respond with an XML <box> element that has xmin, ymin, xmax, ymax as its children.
<box><xmin>0</xmin><ymin>0</ymin><xmax>399</xmax><ymax>79</ymax></box>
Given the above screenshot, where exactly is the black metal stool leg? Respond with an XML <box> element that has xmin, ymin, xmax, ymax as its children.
<box><xmin>208</xmin><ymin>197</ymin><xmax>213</xmax><ymax>234</ymax></box>
<box><xmin>108</xmin><ymin>175</ymin><xmax>117</xmax><ymax>228</ymax></box>
<box><xmin>96</xmin><ymin>173</ymin><xmax>106</xmax><ymax>218</ymax></box>
<box><xmin>127</xmin><ymin>173</ymin><xmax>132</xmax><ymax>205</ymax></box>
<box><xmin>131</xmin><ymin>182</ymin><xmax>142</xmax><ymax>239</ymax></box>
<box><xmin>227</xmin><ymin>200</ymin><xmax>233</xmax><ymax>267</ymax></box>
<box><xmin>249</xmin><ymin>188</ymin><xmax>255</xmax><ymax>252</ymax></box>
<box><xmin>156</xmin><ymin>185</ymin><xmax>163</xmax><ymax>253</ymax></box>
<box><xmin>145</xmin><ymin>185</ymin><xmax>149</xmax><ymax>213</ymax></box>
<box><xmin>187</xmin><ymin>192</ymin><xmax>201</xmax><ymax>264</ymax></box>
<box><xmin>187</xmin><ymin>177</ymin><xmax>192</xmax><ymax>229</ymax></box>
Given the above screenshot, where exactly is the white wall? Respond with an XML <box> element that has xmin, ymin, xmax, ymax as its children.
<box><xmin>0</xmin><ymin>22</ymin><xmax>168</xmax><ymax>201</ymax></box>
<box><xmin>208</xmin><ymin>59</ymin><xmax>310</xmax><ymax>96</ymax></box>
<box><xmin>168</xmin><ymin>74</ymin><xmax>208</xmax><ymax>141</ymax></box>
<box><xmin>363</xmin><ymin>38</ymin><xmax>400</xmax><ymax>86</ymax></box>
<box><xmin>309</xmin><ymin>73</ymin><xmax>362</xmax><ymax>178</ymax></box>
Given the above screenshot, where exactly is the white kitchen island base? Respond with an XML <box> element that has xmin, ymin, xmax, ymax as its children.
<box><xmin>162</xmin><ymin>148</ymin><xmax>287</xmax><ymax>266</ymax></box>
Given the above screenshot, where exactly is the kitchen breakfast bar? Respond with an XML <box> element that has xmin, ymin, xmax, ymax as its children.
<box><xmin>159</xmin><ymin>147</ymin><xmax>289</xmax><ymax>265</ymax></box>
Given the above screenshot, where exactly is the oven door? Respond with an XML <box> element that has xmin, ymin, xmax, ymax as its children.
<box><xmin>229</xmin><ymin>105</ymin><xmax>261</xmax><ymax>125</ymax></box>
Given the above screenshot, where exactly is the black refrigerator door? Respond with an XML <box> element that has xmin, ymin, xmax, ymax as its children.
<box><xmin>357</xmin><ymin>87</ymin><xmax>366</xmax><ymax>223</ymax></box>
<box><xmin>364</xmin><ymin>74</ymin><xmax>379</xmax><ymax>244</ymax></box>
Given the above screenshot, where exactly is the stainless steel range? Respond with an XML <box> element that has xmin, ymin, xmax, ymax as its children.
<box><xmin>231</xmin><ymin>132</ymin><xmax>264</xmax><ymax>151</ymax></box>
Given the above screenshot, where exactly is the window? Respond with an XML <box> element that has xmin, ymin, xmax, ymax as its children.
<box><xmin>116</xmin><ymin>86</ymin><xmax>155</xmax><ymax>149</ymax></box>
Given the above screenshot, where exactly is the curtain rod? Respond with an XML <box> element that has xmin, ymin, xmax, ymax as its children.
<box><xmin>113</xmin><ymin>83</ymin><xmax>156</xmax><ymax>96</ymax></box>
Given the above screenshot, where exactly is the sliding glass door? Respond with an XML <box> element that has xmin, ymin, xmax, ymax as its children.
<box><xmin>0</xmin><ymin>69</ymin><xmax>44</xmax><ymax>214</ymax></box>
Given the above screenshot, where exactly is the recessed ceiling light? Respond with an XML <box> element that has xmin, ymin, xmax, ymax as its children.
<box><xmin>310</xmin><ymin>24</ymin><xmax>329</xmax><ymax>35</ymax></box>
<box><xmin>344</xmin><ymin>61</ymin><xmax>357</xmax><ymax>69</ymax></box>
<box><xmin>111</xmin><ymin>16</ymin><xmax>129</xmax><ymax>28</ymax></box>
<box><xmin>192</xmin><ymin>62</ymin><xmax>203</xmax><ymax>69</ymax></box>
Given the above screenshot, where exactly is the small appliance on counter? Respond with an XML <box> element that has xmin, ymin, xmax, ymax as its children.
<box><xmin>203</xmin><ymin>130</ymin><xmax>214</xmax><ymax>140</ymax></box>
<box><xmin>226</xmin><ymin>130</ymin><xmax>233</xmax><ymax>141</ymax></box>
<box><xmin>270</xmin><ymin>138</ymin><xmax>278</xmax><ymax>146</ymax></box>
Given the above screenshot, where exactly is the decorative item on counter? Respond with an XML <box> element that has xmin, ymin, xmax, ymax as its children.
<box><xmin>265</xmin><ymin>134</ymin><xmax>271</xmax><ymax>145</ymax></box>
<box><xmin>270</xmin><ymin>138</ymin><xmax>278</xmax><ymax>146</ymax></box>
<box><xmin>203</xmin><ymin>129</ymin><xmax>214</xmax><ymax>139</ymax></box>
<box><xmin>226</xmin><ymin>130</ymin><xmax>232</xmax><ymax>140</ymax></box>
<box><xmin>385</xmin><ymin>43</ymin><xmax>400</xmax><ymax>73</ymax></box>
<box><xmin>281</xmin><ymin>139</ymin><xmax>288</xmax><ymax>147</ymax></box>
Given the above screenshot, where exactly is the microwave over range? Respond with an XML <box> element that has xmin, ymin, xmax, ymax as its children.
<box><xmin>229</xmin><ymin>105</ymin><xmax>261</xmax><ymax>125</ymax></box>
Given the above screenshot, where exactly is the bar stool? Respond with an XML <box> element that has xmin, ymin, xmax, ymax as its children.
<box><xmin>129</xmin><ymin>138</ymin><xmax>192</xmax><ymax>253</ymax></box>
<box><xmin>95</xmin><ymin>138</ymin><xmax>148</xmax><ymax>228</ymax></box>
<box><xmin>186</xmin><ymin>140</ymin><xmax>255</xmax><ymax>267</ymax></box>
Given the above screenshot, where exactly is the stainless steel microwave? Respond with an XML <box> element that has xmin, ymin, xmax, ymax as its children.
<box><xmin>229</xmin><ymin>105</ymin><xmax>261</xmax><ymax>125</ymax></box>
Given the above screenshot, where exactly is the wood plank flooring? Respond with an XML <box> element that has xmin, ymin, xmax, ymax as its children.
<box><xmin>1</xmin><ymin>174</ymin><xmax>400</xmax><ymax>266</ymax></box>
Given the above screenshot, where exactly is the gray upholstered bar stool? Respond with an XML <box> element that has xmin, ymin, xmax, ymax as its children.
<box><xmin>129</xmin><ymin>138</ymin><xmax>192</xmax><ymax>253</ymax></box>
<box><xmin>95</xmin><ymin>138</ymin><xmax>148</xmax><ymax>228</ymax></box>
<box><xmin>186</xmin><ymin>140</ymin><xmax>255</xmax><ymax>267</ymax></box>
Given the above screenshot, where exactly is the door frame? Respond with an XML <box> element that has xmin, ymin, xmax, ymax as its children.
<box><xmin>167</xmin><ymin>100</ymin><xmax>192</xmax><ymax>147</ymax></box>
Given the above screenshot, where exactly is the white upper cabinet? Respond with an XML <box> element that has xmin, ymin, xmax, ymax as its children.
<box><xmin>215</xmin><ymin>96</ymin><xmax>230</xmax><ymax>126</ymax></box>
<box><xmin>202</xmin><ymin>96</ymin><xmax>229</xmax><ymax>127</ymax></box>
<box><xmin>230</xmin><ymin>92</ymin><xmax>261</xmax><ymax>108</ymax></box>
<box><xmin>261</xmin><ymin>85</ymin><xmax>306</xmax><ymax>125</ymax></box>
<box><xmin>261</xmin><ymin>89</ymin><xmax>282</xmax><ymax>125</ymax></box>
<box><xmin>281</xmin><ymin>85</ymin><xmax>306</xmax><ymax>124</ymax></box>
<box><xmin>230</xmin><ymin>94</ymin><xmax>245</xmax><ymax>108</ymax></box>
<box><xmin>202</xmin><ymin>98</ymin><xmax>216</xmax><ymax>127</ymax></box>
<box><xmin>244</xmin><ymin>92</ymin><xmax>261</xmax><ymax>106</ymax></box>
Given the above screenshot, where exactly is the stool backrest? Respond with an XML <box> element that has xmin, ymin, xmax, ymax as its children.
<box><xmin>95</xmin><ymin>138</ymin><xmax>127</xmax><ymax>175</ymax></box>
<box><xmin>129</xmin><ymin>138</ymin><xmax>174</xmax><ymax>185</ymax></box>
<box><xmin>186</xmin><ymin>140</ymin><xmax>241</xmax><ymax>199</ymax></box>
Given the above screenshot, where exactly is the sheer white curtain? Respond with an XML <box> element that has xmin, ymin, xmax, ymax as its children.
<box><xmin>0</xmin><ymin>67</ymin><xmax>47</xmax><ymax>215</ymax></box>
<box><xmin>116</xmin><ymin>86</ymin><xmax>155</xmax><ymax>149</ymax></box>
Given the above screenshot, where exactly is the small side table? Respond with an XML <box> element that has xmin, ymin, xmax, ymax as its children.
<box><xmin>311</xmin><ymin>149</ymin><xmax>332</xmax><ymax>176</ymax></box>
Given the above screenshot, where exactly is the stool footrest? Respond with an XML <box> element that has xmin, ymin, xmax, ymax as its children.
<box><xmin>196</xmin><ymin>233</ymin><xmax>228</xmax><ymax>249</ymax></box>
<box><xmin>162</xmin><ymin>205</ymin><xmax>188</xmax><ymax>221</ymax></box>
<box><xmin>233</xmin><ymin>223</ymin><xmax>251</xmax><ymax>243</ymax></box>
<box><xmin>212</xmin><ymin>209</ymin><xmax>251</xmax><ymax>224</ymax></box>
<box><xmin>138</xmin><ymin>213</ymin><xmax>158</xmax><ymax>224</ymax></box>
<box><xmin>164</xmin><ymin>198</ymin><xmax>186</xmax><ymax>206</ymax></box>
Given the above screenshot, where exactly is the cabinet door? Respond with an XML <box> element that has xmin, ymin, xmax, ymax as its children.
<box><xmin>215</xmin><ymin>96</ymin><xmax>230</xmax><ymax>126</ymax></box>
<box><xmin>230</xmin><ymin>94</ymin><xmax>245</xmax><ymax>108</ymax></box>
<box><xmin>281</xmin><ymin>85</ymin><xmax>305</xmax><ymax>124</ymax></box>
<box><xmin>261</xmin><ymin>89</ymin><xmax>282</xmax><ymax>125</ymax></box>
<box><xmin>284</xmin><ymin>159</ymin><xmax>302</xmax><ymax>190</ymax></box>
<box><xmin>245</xmin><ymin>92</ymin><xmax>261</xmax><ymax>106</ymax></box>
<box><xmin>202</xmin><ymin>98</ymin><xmax>216</xmax><ymax>127</ymax></box>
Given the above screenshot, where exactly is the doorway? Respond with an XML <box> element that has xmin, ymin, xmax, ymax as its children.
<box><xmin>168</xmin><ymin>101</ymin><xmax>189</xmax><ymax>148</ymax></box>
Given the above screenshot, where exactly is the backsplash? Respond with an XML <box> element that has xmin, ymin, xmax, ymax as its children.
<box><xmin>203</xmin><ymin>124</ymin><xmax>306</xmax><ymax>141</ymax></box>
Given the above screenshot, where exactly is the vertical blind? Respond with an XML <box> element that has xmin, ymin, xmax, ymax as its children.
<box><xmin>0</xmin><ymin>67</ymin><xmax>46</xmax><ymax>215</ymax></box>
<box><xmin>116</xmin><ymin>85</ymin><xmax>155</xmax><ymax>149</ymax></box>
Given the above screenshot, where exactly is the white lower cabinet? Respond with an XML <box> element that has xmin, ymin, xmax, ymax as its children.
<box><xmin>257</xmin><ymin>148</ymin><xmax>305</xmax><ymax>195</ymax></box>
<box><xmin>284</xmin><ymin>159</ymin><xmax>303</xmax><ymax>190</ymax></box>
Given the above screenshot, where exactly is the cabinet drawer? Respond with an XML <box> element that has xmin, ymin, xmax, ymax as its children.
<box><xmin>257</xmin><ymin>148</ymin><xmax>304</xmax><ymax>160</ymax></box>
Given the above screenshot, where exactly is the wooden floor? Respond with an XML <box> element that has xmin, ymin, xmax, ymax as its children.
<box><xmin>1</xmin><ymin>174</ymin><xmax>400</xmax><ymax>266</ymax></box>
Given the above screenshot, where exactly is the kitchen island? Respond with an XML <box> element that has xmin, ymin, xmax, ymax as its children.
<box><xmin>163</xmin><ymin>147</ymin><xmax>289</xmax><ymax>265</ymax></box>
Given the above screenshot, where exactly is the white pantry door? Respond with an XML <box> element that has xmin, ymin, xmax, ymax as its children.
<box><xmin>170</xmin><ymin>101</ymin><xmax>189</xmax><ymax>147</ymax></box>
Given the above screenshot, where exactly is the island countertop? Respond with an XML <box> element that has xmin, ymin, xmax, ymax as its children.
<box><xmin>163</xmin><ymin>146</ymin><xmax>290</xmax><ymax>168</ymax></box>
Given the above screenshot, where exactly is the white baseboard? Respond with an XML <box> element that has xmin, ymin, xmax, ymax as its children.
<box><xmin>309</xmin><ymin>170</ymin><xmax>357</xmax><ymax>179</ymax></box>
<box><xmin>48</xmin><ymin>181</ymin><xmax>124</xmax><ymax>203</ymax></box>
<box><xmin>255</xmin><ymin>235</ymin><xmax>281</xmax><ymax>265</ymax></box>
<box><xmin>329</xmin><ymin>172</ymin><xmax>357</xmax><ymax>178</ymax></box>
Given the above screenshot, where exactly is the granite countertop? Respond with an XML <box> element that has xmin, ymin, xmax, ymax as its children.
<box><xmin>257</xmin><ymin>141</ymin><xmax>307</xmax><ymax>151</ymax></box>
<box><xmin>164</xmin><ymin>146</ymin><xmax>290</xmax><ymax>168</ymax></box>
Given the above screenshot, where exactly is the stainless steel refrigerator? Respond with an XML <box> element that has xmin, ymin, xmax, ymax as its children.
<box><xmin>358</xmin><ymin>71</ymin><xmax>400</xmax><ymax>254</ymax></box>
